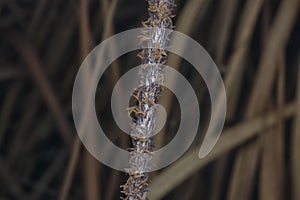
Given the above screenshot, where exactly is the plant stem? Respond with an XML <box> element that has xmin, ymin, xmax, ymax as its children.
<box><xmin>121</xmin><ymin>1</ymin><xmax>175</xmax><ymax>199</ymax></box>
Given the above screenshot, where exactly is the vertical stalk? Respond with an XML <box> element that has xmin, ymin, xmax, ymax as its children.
<box><xmin>121</xmin><ymin>0</ymin><xmax>175</xmax><ymax>199</ymax></box>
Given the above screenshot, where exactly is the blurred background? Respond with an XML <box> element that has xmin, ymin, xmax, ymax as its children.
<box><xmin>0</xmin><ymin>0</ymin><xmax>300</xmax><ymax>199</ymax></box>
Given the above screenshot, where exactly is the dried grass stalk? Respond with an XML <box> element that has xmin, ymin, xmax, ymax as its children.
<box><xmin>121</xmin><ymin>0</ymin><xmax>175</xmax><ymax>199</ymax></box>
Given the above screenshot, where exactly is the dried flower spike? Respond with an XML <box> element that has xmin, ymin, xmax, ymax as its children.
<box><xmin>121</xmin><ymin>0</ymin><xmax>176</xmax><ymax>200</ymax></box>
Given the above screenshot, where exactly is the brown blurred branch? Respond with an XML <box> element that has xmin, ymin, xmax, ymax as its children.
<box><xmin>225</xmin><ymin>0</ymin><xmax>264</xmax><ymax>121</ymax></box>
<box><xmin>58</xmin><ymin>0</ymin><xmax>99</xmax><ymax>199</ymax></box>
<box><xmin>0</xmin><ymin>31</ymin><xmax>74</xmax><ymax>146</ymax></box>
<box><xmin>228</xmin><ymin>0</ymin><xmax>299</xmax><ymax>199</ymax></box>
<box><xmin>59</xmin><ymin>1</ymin><xmax>119</xmax><ymax>199</ymax></box>
<box><xmin>259</xmin><ymin>52</ymin><xmax>286</xmax><ymax>200</ymax></box>
<box><xmin>291</xmin><ymin>57</ymin><xmax>300</xmax><ymax>200</ymax></box>
<box><xmin>29</xmin><ymin>149</ymin><xmax>68</xmax><ymax>200</ymax></box>
<box><xmin>0</xmin><ymin>82</ymin><xmax>21</xmax><ymax>147</ymax></box>
<box><xmin>148</xmin><ymin>102</ymin><xmax>297</xmax><ymax>200</ymax></box>
<box><xmin>79</xmin><ymin>0</ymin><xmax>101</xmax><ymax>199</ymax></box>
<box><xmin>0</xmin><ymin>156</ymin><xmax>26</xmax><ymax>198</ymax></box>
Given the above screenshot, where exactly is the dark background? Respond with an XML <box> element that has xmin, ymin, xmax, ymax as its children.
<box><xmin>0</xmin><ymin>0</ymin><xmax>300</xmax><ymax>199</ymax></box>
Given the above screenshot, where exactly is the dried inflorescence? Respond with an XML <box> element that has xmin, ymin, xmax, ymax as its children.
<box><xmin>121</xmin><ymin>0</ymin><xmax>175</xmax><ymax>200</ymax></box>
